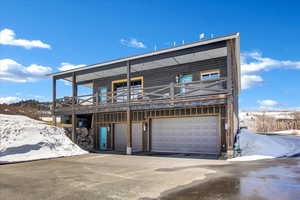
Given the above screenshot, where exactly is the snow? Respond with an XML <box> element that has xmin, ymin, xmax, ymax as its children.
<box><xmin>272</xmin><ymin>129</ymin><xmax>300</xmax><ymax>136</ymax></box>
<box><xmin>239</xmin><ymin>110</ymin><xmax>295</xmax><ymax>120</ymax></box>
<box><xmin>0</xmin><ymin>114</ymin><xmax>88</xmax><ymax>164</ymax></box>
<box><xmin>229</xmin><ymin>129</ymin><xmax>300</xmax><ymax>161</ymax></box>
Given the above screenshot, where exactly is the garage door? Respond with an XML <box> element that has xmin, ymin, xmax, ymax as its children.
<box><xmin>114</xmin><ymin>123</ymin><xmax>142</xmax><ymax>152</ymax></box>
<box><xmin>151</xmin><ymin>116</ymin><xmax>220</xmax><ymax>154</ymax></box>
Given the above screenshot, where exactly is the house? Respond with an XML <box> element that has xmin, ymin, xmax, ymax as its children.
<box><xmin>47</xmin><ymin>33</ymin><xmax>240</xmax><ymax>156</ymax></box>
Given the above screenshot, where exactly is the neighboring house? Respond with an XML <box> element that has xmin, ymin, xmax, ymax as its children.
<box><xmin>47</xmin><ymin>33</ymin><xmax>240</xmax><ymax>156</ymax></box>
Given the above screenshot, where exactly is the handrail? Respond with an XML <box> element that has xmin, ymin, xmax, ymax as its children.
<box><xmin>55</xmin><ymin>78</ymin><xmax>227</xmax><ymax>108</ymax></box>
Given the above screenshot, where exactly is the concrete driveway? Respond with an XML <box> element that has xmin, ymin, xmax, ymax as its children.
<box><xmin>0</xmin><ymin>153</ymin><xmax>227</xmax><ymax>200</ymax></box>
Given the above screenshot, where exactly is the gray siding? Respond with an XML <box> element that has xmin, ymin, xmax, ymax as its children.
<box><xmin>93</xmin><ymin>56</ymin><xmax>227</xmax><ymax>93</ymax></box>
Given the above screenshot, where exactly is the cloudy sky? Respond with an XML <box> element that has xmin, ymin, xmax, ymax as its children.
<box><xmin>1</xmin><ymin>0</ymin><xmax>300</xmax><ymax>110</ymax></box>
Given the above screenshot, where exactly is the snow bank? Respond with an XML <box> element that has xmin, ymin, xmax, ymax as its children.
<box><xmin>0</xmin><ymin>114</ymin><xmax>87</xmax><ymax>164</ymax></box>
<box><xmin>229</xmin><ymin>129</ymin><xmax>300</xmax><ymax>161</ymax></box>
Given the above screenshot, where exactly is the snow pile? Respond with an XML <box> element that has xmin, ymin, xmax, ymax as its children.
<box><xmin>229</xmin><ymin>129</ymin><xmax>300</xmax><ymax>161</ymax></box>
<box><xmin>0</xmin><ymin>114</ymin><xmax>88</xmax><ymax>164</ymax></box>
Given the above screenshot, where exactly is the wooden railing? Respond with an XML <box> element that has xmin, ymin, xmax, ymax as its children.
<box><xmin>55</xmin><ymin>78</ymin><xmax>227</xmax><ymax>109</ymax></box>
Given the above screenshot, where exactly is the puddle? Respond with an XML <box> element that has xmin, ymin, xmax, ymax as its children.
<box><xmin>159</xmin><ymin>157</ymin><xmax>300</xmax><ymax>200</ymax></box>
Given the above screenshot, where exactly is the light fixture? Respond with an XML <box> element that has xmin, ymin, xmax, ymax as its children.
<box><xmin>176</xmin><ymin>75</ymin><xmax>180</xmax><ymax>83</ymax></box>
<box><xmin>143</xmin><ymin>123</ymin><xmax>147</xmax><ymax>132</ymax></box>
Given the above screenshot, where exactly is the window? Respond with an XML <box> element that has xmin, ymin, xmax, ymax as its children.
<box><xmin>200</xmin><ymin>69</ymin><xmax>220</xmax><ymax>80</ymax></box>
<box><xmin>112</xmin><ymin>77</ymin><xmax>143</xmax><ymax>102</ymax></box>
<box><xmin>179</xmin><ymin>74</ymin><xmax>193</xmax><ymax>94</ymax></box>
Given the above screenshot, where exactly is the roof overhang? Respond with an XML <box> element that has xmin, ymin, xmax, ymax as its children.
<box><xmin>48</xmin><ymin>33</ymin><xmax>240</xmax><ymax>88</ymax></box>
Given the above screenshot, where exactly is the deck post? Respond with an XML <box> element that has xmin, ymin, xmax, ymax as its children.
<box><xmin>126</xmin><ymin>60</ymin><xmax>132</xmax><ymax>155</ymax></box>
<box><xmin>72</xmin><ymin>72</ymin><xmax>78</xmax><ymax>106</ymax></box>
<box><xmin>72</xmin><ymin>72</ymin><xmax>77</xmax><ymax>143</ymax></box>
<box><xmin>170</xmin><ymin>82</ymin><xmax>175</xmax><ymax>101</ymax></box>
<box><xmin>226</xmin><ymin>95</ymin><xmax>234</xmax><ymax>156</ymax></box>
<box><xmin>52</xmin><ymin>77</ymin><xmax>57</xmax><ymax>126</ymax></box>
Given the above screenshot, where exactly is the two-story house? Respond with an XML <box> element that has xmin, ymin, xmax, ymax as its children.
<box><xmin>48</xmin><ymin>33</ymin><xmax>240</xmax><ymax>156</ymax></box>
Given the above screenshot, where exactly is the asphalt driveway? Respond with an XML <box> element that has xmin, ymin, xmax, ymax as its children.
<box><xmin>0</xmin><ymin>153</ymin><xmax>299</xmax><ymax>200</ymax></box>
<box><xmin>0</xmin><ymin>153</ymin><xmax>227</xmax><ymax>200</ymax></box>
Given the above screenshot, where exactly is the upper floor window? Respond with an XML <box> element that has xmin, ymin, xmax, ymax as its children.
<box><xmin>112</xmin><ymin>77</ymin><xmax>143</xmax><ymax>102</ymax></box>
<box><xmin>200</xmin><ymin>69</ymin><xmax>220</xmax><ymax>81</ymax></box>
<box><xmin>179</xmin><ymin>74</ymin><xmax>193</xmax><ymax>94</ymax></box>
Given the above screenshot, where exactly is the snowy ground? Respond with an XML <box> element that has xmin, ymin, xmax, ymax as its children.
<box><xmin>0</xmin><ymin>114</ymin><xmax>87</xmax><ymax>164</ymax></box>
<box><xmin>229</xmin><ymin>129</ymin><xmax>300</xmax><ymax>161</ymax></box>
<box><xmin>271</xmin><ymin>129</ymin><xmax>300</xmax><ymax>136</ymax></box>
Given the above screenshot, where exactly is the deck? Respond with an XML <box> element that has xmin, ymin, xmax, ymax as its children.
<box><xmin>54</xmin><ymin>78</ymin><xmax>229</xmax><ymax>115</ymax></box>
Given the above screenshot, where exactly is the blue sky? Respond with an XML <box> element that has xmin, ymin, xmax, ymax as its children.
<box><xmin>1</xmin><ymin>0</ymin><xmax>300</xmax><ymax>110</ymax></box>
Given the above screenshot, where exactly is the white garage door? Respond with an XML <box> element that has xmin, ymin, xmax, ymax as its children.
<box><xmin>151</xmin><ymin>116</ymin><xmax>220</xmax><ymax>154</ymax></box>
<box><xmin>114</xmin><ymin>123</ymin><xmax>142</xmax><ymax>152</ymax></box>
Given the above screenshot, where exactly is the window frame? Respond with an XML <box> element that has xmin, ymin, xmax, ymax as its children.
<box><xmin>200</xmin><ymin>69</ymin><xmax>220</xmax><ymax>81</ymax></box>
<box><xmin>111</xmin><ymin>76</ymin><xmax>144</xmax><ymax>102</ymax></box>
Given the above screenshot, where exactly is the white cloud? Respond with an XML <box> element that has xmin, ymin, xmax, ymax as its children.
<box><xmin>58</xmin><ymin>62</ymin><xmax>85</xmax><ymax>71</ymax></box>
<box><xmin>120</xmin><ymin>38</ymin><xmax>146</xmax><ymax>48</ymax></box>
<box><xmin>241</xmin><ymin>75</ymin><xmax>263</xmax><ymax>90</ymax></box>
<box><xmin>241</xmin><ymin>51</ymin><xmax>300</xmax><ymax>90</ymax></box>
<box><xmin>241</xmin><ymin>51</ymin><xmax>300</xmax><ymax>74</ymax></box>
<box><xmin>258</xmin><ymin>99</ymin><xmax>279</xmax><ymax>107</ymax></box>
<box><xmin>0</xmin><ymin>59</ymin><xmax>52</xmax><ymax>82</ymax></box>
<box><xmin>0</xmin><ymin>29</ymin><xmax>51</xmax><ymax>49</ymax></box>
<box><xmin>0</xmin><ymin>96</ymin><xmax>21</xmax><ymax>104</ymax></box>
<box><xmin>257</xmin><ymin>99</ymin><xmax>281</xmax><ymax>110</ymax></box>
<box><xmin>199</xmin><ymin>33</ymin><xmax>205</xmax><ymax>40</ymax></box>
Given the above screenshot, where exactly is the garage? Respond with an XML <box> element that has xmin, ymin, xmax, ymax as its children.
<box><xmin>114</xmin><ymin>123</ymin><xmax>143</xmax><ymax>152</ymax></box>
<box><xmin>151</xmin><ymin>116</ymin><xmax>220</xmax><ymax>154</ymax></box>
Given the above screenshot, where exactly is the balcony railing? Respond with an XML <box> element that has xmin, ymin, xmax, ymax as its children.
<box><xmin>55</xmin><ymin>78</ymin><xmax>228</xmax><ymax>109</ymax></box>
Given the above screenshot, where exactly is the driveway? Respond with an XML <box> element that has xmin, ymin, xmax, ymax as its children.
<box><xmin>0</xmin><ymin>154</ymin><xmax>299</xmax><ymax>200</ymax></box>
<box><xmin>0</xmin><ymin>153</ymin><xmax>227</xmax><ymax>200</ymax></box>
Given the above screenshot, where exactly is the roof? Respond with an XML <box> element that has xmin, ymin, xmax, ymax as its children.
<box><xmin>47</xmin><ymin>32</ymin><xmax>240</xmax><ymax>91</ymax></box>
<box><xmin>47</xmin><ymin>32</ymin><xmax>240</xmax><ymax>77</ymax></box>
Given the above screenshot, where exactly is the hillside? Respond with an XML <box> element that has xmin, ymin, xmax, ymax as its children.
<box><xmin>0</xmin><ymin>100</ymin><xmax>51</xmax><ymax>120</ymax></box>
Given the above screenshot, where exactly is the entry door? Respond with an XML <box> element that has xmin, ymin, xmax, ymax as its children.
<box><xmin>99</xmin><ymin>127</ymin><xmax>107</xmax><ymax>150</ymax></box>
<box><xmin>179</xmin><ymin>75</ymin><xmax>193</xmax><ymax>94</ymax></box>
<box><xmin>114</xmin><ymin>123</ymin><xmax>143</xmax><ymax>152</ymax></box>
<box><xmin>99</xmin><ymin>88</ymin><xmax>107</xmax><ymax>104</ymax></box>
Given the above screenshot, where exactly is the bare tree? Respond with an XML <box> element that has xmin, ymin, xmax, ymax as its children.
<box><xmin>254</xmin><ymin>111</ymin><xmax>277</xmax><ymax>133</ymax></box>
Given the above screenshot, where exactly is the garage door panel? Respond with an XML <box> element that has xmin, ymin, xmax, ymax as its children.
<box><xmin>151</xmin><ymin>116</ymin><xmax>220</xmax><ymax>154</ymax></box>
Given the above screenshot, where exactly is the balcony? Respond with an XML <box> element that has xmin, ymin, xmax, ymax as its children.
<box><xmin>54</xmin><ymin>78</ymin><xmax>228</xmax><ymax>114</ymax></box>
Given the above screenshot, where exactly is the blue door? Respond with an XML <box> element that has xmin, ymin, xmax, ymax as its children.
<box><xmin>179</xmin><ymin>75</ymin><xmax>193</xmax><ymax>94</ymax></box>
<box><xmin>99</xmin><ymin>127</ymin><xmax>107</xmax><ymax>150</ymax></box>
<box><xmin>99</xmin><ymin>88</ymin><xmax>107</xmax><ymax>104</ymax></box>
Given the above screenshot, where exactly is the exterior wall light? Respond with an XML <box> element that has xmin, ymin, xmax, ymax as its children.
<box><xmin>143</xmin><ymin>122</ymin><xmax>147</xmax><ymax>132</ymax></box>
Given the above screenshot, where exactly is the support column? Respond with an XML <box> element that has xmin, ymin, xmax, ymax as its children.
<box><xmin>72</xmin><ymin>73</ymin><xmax>77</xmax><ymax>143</ymax></box>
<box><xmin>226</xmin><ymin>96</ymin><xmax>234</xmax><ymax>156</ymax></box>
<box><xmin>226</xmin><ymin>40</ymin><xmax>235</xmax><ymax>157</ymax></box>
<box><xmin>126</xmin><ymin>60</ymin><xmax>132</xmax><ymax>155</ymax></box>
<box><xmin>72</xmin><ymin>113</ymin><xmax>77</xmax><ymax>142</ymax></box>
<box><xmin>52</xmin><ymin>77</ymin><xmax>57</xmax><ymax>126</ymax></box>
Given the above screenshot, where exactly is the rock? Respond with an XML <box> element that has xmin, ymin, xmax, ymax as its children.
<box><xmin>63</xmin><ymin>127</ymin><xmax>94</xmax><ymax>152</ymax></box>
